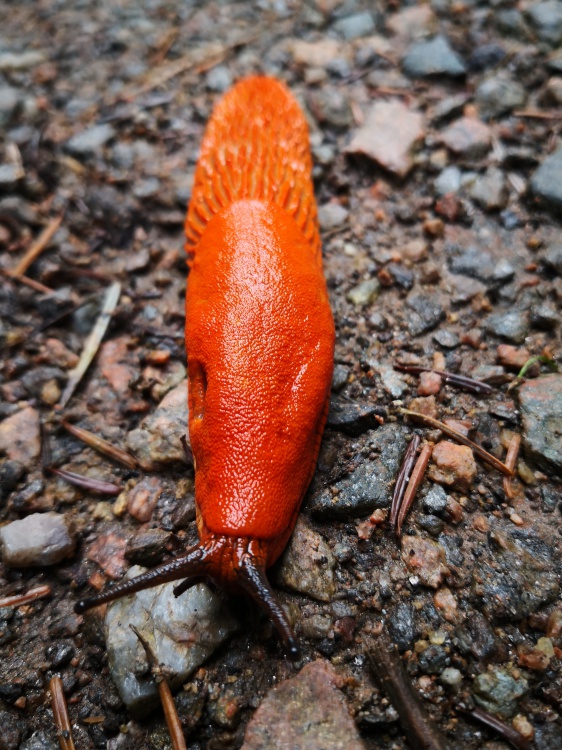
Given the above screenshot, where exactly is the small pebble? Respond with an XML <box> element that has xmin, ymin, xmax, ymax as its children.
<box><xmin>428</xmin><ymin>441</ymin><xmax>477</xmax><ymax>492</ymax></box>
<box><xmin>0</xmin><ymin>512</ymin><xmax>76</xmax><ymax>567</ymax></box>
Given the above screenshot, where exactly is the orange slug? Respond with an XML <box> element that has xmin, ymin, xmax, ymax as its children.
<box><xmin>75</xmin><ymin>77</ymin><xmax>335</xmax><ymax>657</ymax></box>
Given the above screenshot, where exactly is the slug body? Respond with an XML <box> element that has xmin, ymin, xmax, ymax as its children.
<box><xmin>76</xmin><ymin>77</ymin><xmax>334</xmax><ymax>656</ymax></box>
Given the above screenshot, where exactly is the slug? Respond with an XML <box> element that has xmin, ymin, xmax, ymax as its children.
<box><xmin>75</xmin><ymin>77</ymin><xmax>335</xmax><ymax>657</ymax></box>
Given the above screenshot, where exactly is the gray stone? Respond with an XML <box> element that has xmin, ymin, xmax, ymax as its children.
<box><xmin>333</xmin><ymin>11</ymin><xmax>375</xmax><ymax>40</ymax></box>
<box><xmin>327</xmin><ymin>399</ymin><xmax>383</xmax><ymax>436</ymax></box>
<box><xmin>530</xmin><ymin>303</ymin><xmax>559</xmax><ymax>330</ymax></box>
<box><xmin>484</xmin><ymin>311</ymin><xmax>529</xmax><ymax>344</ymax></box>
<box><xmin>496</xmin><ymin>9</ymin><xmax>532</xmax><ymax>41</ymax></box>
<box><xmin>526</xmin><ymin>1</ymin><xmax>562</xmax><ymax>46</ymax></box>
<box><xmin>472</xmin><ymin>667</ymin><xmax>528</xmax><ymax>719</ymax></box>
<box><xmin>406</xmin><ymin>293</ymin><xmax>445</xmax><ymax>336</ymax></box>
<box><xmin>0</xmin><ymin>51</ymin><xmax>46</xmax><ymax>71</ymax></box>
<box><xmin>475</xmin><ymin>75</ymin><xmax>526</xmax><ymax>120</ymax></box>
<box><xmin>0</xmin><ymin>86</ymin><xmax>22</xmax><ymax>127</ymax></box>
<box><xmin>133</xmin><ymin>177</ymin><xmax>160</xmax><ymax>199</ymax></box>
<box><xmin>402</xmin><ymin>36</ymin><xmax>466</xmax><ymax>78</ymax></box>
<box><xmin>541</xmin><ymin>244</ymin><xmax>562</xmax><ymax>275</ymax></box>
<box><xmin>318</xmin><ymin>203</ymin><xmax>349</xmax><ymax>231</ymax></box>
<box><xmin>126</xmin><ymin>380</ymin><xmax>188</xmax><ymax>471</ymax></box>
<box><xmin>310</xmin><ymin>424</ymin><xmax>407</xmax><ymax>519</ymax></box>
<box><xmin>206</xmin><ymin>64</ymin><xmax>233</xmax><ymax>92</ymax></box>
<box><xmin>433</xmin><ymin>330</ymin><xmax>460</xmax><ymax>348</ymax></box>
<box><xmin>347</xmin><ymin>278</ymin><xmax>380</xmax><ymax>306</ymax></box>
<box><xmin>441</xmin><ymin>116</ymin><xmax>491</xmax><ymax>158</ymax></box>
<box><xmin>20</xmin><ymin>732</ymin><xmax>58</xmax><ymax>750</ymax></box>
<box><xmin>0</xmin><ymin>164</ymin><xmax>21</xmax><ymax>188</ymax></box>
<box><xmin>105</xmin><ymin>568</ymin><xmax>237</xmax><ymax>714</ymax></box>
<box><xmin>387</xmin><ymin>602</ymin><xmax>418</xmax><ymax>651</ymax></box>
<box><xmin>65</xmin><ymin>123</ymin><xmax>116</xmax><ymax>157</ymax></box>
<box><xmin>530</xmin><ymin>144</ymin><xmax>562</xmax><ymax>212</ymax></box>
<box><xmin>423</xmin><ymin>485</ymin><xmax>448</xmax><ymax>515</ymax></box>
<box><xmin>373</xmin><ymin>363</ymin><xmax>408</xmax><ymax>398</ymax></box>
<box><xmin>435</xmin><ymin>166</ymin><xmax>462</xmax><ymax>196</ymax></box>
<box><xmin>517</xmin><ymin>375</ymin><xmax>562</xmax><ymax>473</ymax></box>
<box><xmin>308</xmin><ymin>88</ymin><xmax>353</xmax><ymax>129</ymax></box>
<box><xmin>331</xmin><ymin>364</ymin><xmax>349</xmax><ymax>392</ymax></box>
<box><xmin>491</xmin><ymin>259</ymin><xmax>516</xmax><ymax>284</ymax></box>
<box><xmin>419</xmin><ymin>644</ymin><xmax>450</xmax><ymax>674</ymax></box>
<box><xmin>276</xmin><ymin>518</ymin><xmax>335</xmax><ymax>602</ymax></box>
<box><xmin>470</xmin><ymin>168</ymin><xmax>508</xmax><ymax>211</ymax></box>
<box><xmin>0</xmin><ymin>512</ymin><xmax>76</xmax><ymax>567</ymax></box>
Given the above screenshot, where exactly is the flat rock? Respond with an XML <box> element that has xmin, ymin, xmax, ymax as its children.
<box><xmin>241</xmin><ymin>660</ymin><xmax>365</xmax><ymax>750</ymax></box>
<box><xmin>405</xmin><ymin>293</ymin><xmax>445</xmax><ymax>336</ymax></box>
<box><xmin>346</xmin><ymin>99</ymin><xmax>424</xmax><ymax>177</ymax></box>
<box><xmin>0</xmin><ymin>406</ymin><xmax>41</xmax><ymax>464</ymax></box>
<box><xmin>517</xmin><ymin>374</ymin><xmax>562</xmax><ymax>473</ymax></box>
<box><xmin>327</xmin><ymin>398</ymin><xmax>383</xmax><ymax>436</ymax></box>
<box><xmin>441</xmin><ymin>116</ymin><xmax>491</xmax><ymax>158</ymax></box>
<box><xmin>105</xmin><ymin>568</ymin><xmax>237</xmax><ymax>715</ymax></box>
<box><xmin>530</xmin><ymin>144</ymin><xmax>562</xmax><ymax>212</ymax></box>
<box><xmin>0</xmin><ymin>512</ymin><xmax>76</xmax><ymax>567</ymax></box>
<box><xmin>475</xmin><ymin>74</ymin><xmax>526</xmax><ymax>120</ymax></box>
<box><xmin>484</xmin><ymin>311</ymin><xmax>529</xmax><ymax>344</ymax></box>
<box><xmin>126</xmin><ymin>380</ymin><xmax>188</xmax><ymax>470</ymax></box>
<box><xmin>310</xmin><ymin>424</ymin><xmax>407</xmax><ymax>519</ymax></box>
<box><xmin>402</xmin><ymin>35</ymin><xmax>466</xmax><ymax>78</ymax></box>
<box><xmin>276</xmin><ymin>518</ymin><xmax>335</xmax><ymax>602</ymax></box>
<box><xmin>65</xmin><ymin>123</ymin><xmax>116</xmax><ymax>157</ymax></box>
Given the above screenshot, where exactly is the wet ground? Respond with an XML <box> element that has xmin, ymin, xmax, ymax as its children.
<box><xmin>1</xmin><ymin>1</ymin><xmax>562</xmax><ymax>749</ymax></box>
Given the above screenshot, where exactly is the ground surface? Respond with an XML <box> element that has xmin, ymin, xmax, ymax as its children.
<box><xmin>1</xmin><ymin>1</ymin><xmax>562</xmax><ymax>749</ymax></box>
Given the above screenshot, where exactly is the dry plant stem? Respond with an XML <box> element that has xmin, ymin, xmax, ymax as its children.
<box><xmin>48</xmin><ymin>467</ymin><xmax>121</xmax><ymax>495</ymax></box>
<box><xmin>0</xmin><ymin>584</ymin><xmax>52</xmax><ymax>608</ymax></box>
<box><xmin>503</xmin><ymin>433</ymin><xmax>521</xmax><ymax>500</ymax></box>
<box><xmin>394</xmin><ymin>363</ymin><xmax>494</xmax><ymax>395</ymax></box>
<box><xmin>49</xmin><ymin>675</ymin><xmax>76</xmax><ymax>750</ymax></box>
<box><xmin>513</xmin><ymin>109</ymin><xmax>562</xmax><ymax>120</ymax></box>
<box><xmin>399</xmin><ymin>409</ymin><xmax>514</xmax><ymax>477</ymax></box>
<box><xmin>368</xmin><ymin>631</ymin><xmax>452</xmax><ymax>750</ymax></box>
<box><xmin>0</xmin><ymin>268</ymin><xmax>54</xmax><ymax>295</ymax></box>
<box><xmin>130</xmin><ymin>625</ymin><xmax>187</xmax><ymax>750</ymax></box>
<box><xmin>390</xmin><ymin>434</ymin><xmax>420</xmax><ymax>528</ymax></box>
<box><xmin>61</xmin><ymin>418</ymin><xmax>137</xmax><ymax>469</ymax></box>
<box><xmin>13</xmin><ymin>214</ymin><xmax>63</xmax><ymax>276</ymax></box>
<box><xmin>396</xmin><ymin>443</ymin><xmax>433</xmax><ymax>537</ymax></box>
<box><xmin>456</xmin><ymin>705</ymin><xmax>533</xmax><ymax>750</ymax></box>
<box><xmin>59</xmin><ymin>281</ymin><xmax>121</xmax><ymax>407</ymax></box>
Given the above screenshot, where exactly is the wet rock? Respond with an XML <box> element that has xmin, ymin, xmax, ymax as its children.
<box><xmin>469</xmin><ymin>43</ymin><xmax>506</xmax><ymax>72</ymax></box>
<box><xmin>331</xmin><ymin>364</ymin><xmax>349</xmax><ymax>392</ymax></box>
<box><xmin>0</xmin><ymin>86</ymin><xmax>22</xmax><ymax>126</ymax></box>
<box><xmin>87</xmin><ymin>531</ymin><xmax>127</xmax><ymax>579</ymax></box>
<box><xmin>276</xmin><ymin>518</ymin><xmax>335</xmax><ymax>602</ymax></box>
<box><xmin>318</xmin><ymin>202</ymin><xmax>349</xmax><ymax>230</ymax></box>
<box><xmin>526</xmin><ymin>1</ymin><xmax>562</xmax><ymax>46</ymax></box>
<box><xmin>441</xmin><ymin>116</ymin><xmax>491</xmax><ymax>158</ymax></box>
<box><xmin>0</xmin><ymin>512</ymin><xmax>76</xmax><ymax>567</ymax></box>
<box><xmin>401</xmin><ymin>536</ymin><xmax>449</xmax><ymax>588</ymax></box>
<box><xmin>310</xmin><ymin>424</ymin><xmax>407</xmax><ymax>519</ymax></box>
<box><xmin>241</xmin><ymin>660</ymin><xmax>365</xmax><ymax>750</ymax></box>
<box><xmin>0</xmin><ymin>460</ymin><xmax>25</xmax><ymax>500</ymax></box>
<box><xmin>433</xmin><ymin>330</ymin><xmax>459</xmax><ymax>349</ymax></box>
<box><xmin>540</xmin><ymin>244</ymin><xmax>562</xmax><ymax>275</ymax></box>
<box><xmin>530</xmin><ymin>143</ymin><xmax>562</xmax><ymax>212</ymax></box>
<box><xmin>0</xmin><ymin>406</ymin><xmax>41</xmax><ymax>464</ymax></box>
<box><xmin>418</xmin><ymin>514</ymin><xmax>444</xmax><ymax>537</ymax></box>
<box><xmin>475</xmin><ymin>75</ymin><xmax>526</xmax><ymax>120</ymax></box>
<box><xmin>517</xmin><ymin>375</ymin><xmax>562</xmax><ymax>473</ymax></box>
<box><xmin>402</xmin><ymin>35</ymin><xmax>466</xmax><ymax>78</ymax></box>
<box><xmin>19</xmin><ymin>732</ymin><xmax>58</xmax><ymax>750</ymax></box>
<box><xmin>105</xmin><ymin>568</ymin><xmax>237</xmax><ymax>714</ymax></box>
<box><xmin>125</xmin><ymin>528</ymin><xmax>171</xmax><ymax>567</ymax></box>
<box><xmin>347</xmin><ymin>278</ymin><xmax>380</xmax><ymax>306</ymax></box>
<box><xmin>419</xmin><ymin>644</ymin><xmax>450</xmax><ymax>674</ymax></box>
<box><xmin>346</xmin><ymin>100</ymin><xmax>424</xmax><ymax>177</ymax></box>
<box><xmin>406</xmin><ymin>293</ymin><xmax>445</xmax><ymax>336</ymax></box>
<box><xmin>65</xmin><ymin>123</ymin><xmax>116</xmax><ymax>157</ymax></box>
<box><xmin>127</xmin><ymin>476</ymin><xmax>164</xmax><ymax>523</ymax></box>
<box><xmin>530</xmin><ymin>303</ymin><xmax>559</xmax><ymax>330</ymax></box>
<box><xmin>428</xmin><ymin>442</ymin><xmax>476</xmax><ymax>492</ymax></box>
<box><xmin>470</xmin><ymin>168</ymin><xmax>508</xmax><ymax>211</ymax></box>
<box><xmin>0</xmin><ymin>711</ymin><xmax>21</xmax><ymax>750</ymax></box>
<box><xmin>435</xmin><ymin>166</ymin><xmax>462</xmax><ymax>196</ymax></box>
<box><xmin>327</xmin><ymin>398</ymin><xmax>383</xmax><ymax>436</ymax></box>
<box><xmin>205</xmin><ymin>64</ymin><xmax>233</xmax><ymax>92</ymax></box>
<box><xmin>126</xmin><ymin>380</ymin><xmax>188</xmax><ymax>471</ymax></box>
<box><xmin>333</xmin><ymin>11</ymin><xmax>375</xmax><ymax>40</ymax></box>
<box><xmin>423</xmin><ymin>485</ymin><xmax>448</xmax><ymax>515</ymax></box>
<box><xmin>387</xmin><ymin>602</ymin><xmax>418</xmax><ymax>651</ymax></box>
<box><xmin>456</xmin><ymin>611</ymin><xmax>497</xmax><ymax>661</ymax></box>
<box><xmin>473</xmin><ymin>528</ymin><xmax>560</xmax><ymax>620</ymax></box>
<box><xmin>472</xmin><ymin>667</ymin><xmax>528</xmax><ymax>719</ymax></box>
<box><xmin>484</xmin><ymin>311</ymin><xmax>529</xmax><ymax>344</ymax></box>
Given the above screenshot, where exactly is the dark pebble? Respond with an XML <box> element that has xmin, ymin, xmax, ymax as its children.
<box><xmin>530</xmin><ymin>303</ymin><xmax>559</xmax><ymax>330</ymax></box>
<box><xmin>388</xmin><ymin>601</ymin><xmax>418</xmax><ymax>651</ymax></box>
<box><xmin>531</xmin><ymin>144</ymin><xmax>562</xmax><ymax>213</ymax></box>
<box><xmin>331</xmin><ymin>364</ymin><xmax>349</xmax><ymax>392</ymax></box>
<box><xmin>484</xmin><ymin>310</ymin><xmax>529</xmax><ymax>344</ymax></box>
<box><xmin>45</xmin><ymin>641</ymin><xmax>75</xmax><ymax>668</ymax></box>
<box><xmin>19</xmin><ymin>732</ymin><xmax>57</xmax><ymax>750</ymax></box>
<box><xmin>21</xmin><ymin>366</ymin><xmax>66</xmax><ymax>397</ymax></box>
<box><xmin>469</xmin><ymin>43</ymin><xmax>506</xmax><ymax>72</ymax></box>
<box><xmin>433</xmin><ymin>330</ymin><xmax>459</xmax><ymax>348</ymax></box>
<box><xmin>423</xmin><ymin>485</ymin><xmax>448</xmax><ymax>515</ymax></box>
<box><xmin>418</xmin><ymin>514</ymin><xmax>445</xmax><ymax>537</ymax></box>
<box><xmin>448</xmin><ymin>246</ymin><xmax>494</xmax><ymax>282</ymax></box>
<box><xmin>540</xmin><ymin>244</ymin><xmax>562</xmax><ymax>275</ymax></box>
<box><xmin>456</xmin><ymin>611</ymin><xmax>497</xmax><ymax>660</ymax></box>
<box><xmin>386</xmin><ymin>263</ymin><xmax>414</xmax><ymax>290</ymax></box>
<box><xmin>406</xmin><ymin>293</ymin><xmax>445</xmax><ymax>336</ymax></box>
<box><xmin>326</xmin><ymin>398</ymin><xmax>384</xmax><ymax>437</ymax></box>
<box><xmin>418</xmin><ymin>644</ymin><xmax>450</xmax><ymax>674</ymax></box>
<box><xmin>0</xmin><ymin>460</ymin><xmax>25</xmax><ymax>499</ymax></box>
<box><xmin>541</xmin><ymin>485</ymin><xmax>560</xmax><ymax>513</ymax></box>
<box><xmin>0</xmin><ymin>711</ymin><xmax>21</xmax><ymax>750</ymax></box>
<box><xmin>125</xmin><ymin>528</ymin><xmax>172</xmax><ymax>566</ymax></box>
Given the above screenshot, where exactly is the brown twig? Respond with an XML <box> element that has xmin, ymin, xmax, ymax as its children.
<box><xmin>48</xmin><ymin>467</ymin><xmax>122</xmax><ymax>495</ymax></box>
<box><xmin>49</xmin><ymin>675</ymin><xmax>76</xmax><ymax>750</ymax></box>
<box><xmin>390</xmin><ymin>435</ymin><xmax>420</xmax><ymax>529</ymax></box>
<box><xmin>396</xmin><ymin>443</ymin><xmax>433</xmax><ymax>537</ymax></box>
<box><xmin>61</xmin><ymin>418</ymin><xmax>137</xmax><ymax>470</ymax></box>
<box><xmin>394</xmin><ymin>363</ymin><xmax>494</xmax><ymax>395</ymax></box>
<box><xmin>130</xmin><ymin>625</ymin><xmax>187</xmax><ymax>750</ymax></box>
<box><xmin>513</xmin><ymin>109</ymin><xmax>562</xmax><ymax>120</ymax></box>
<box><xmin>13</xmin><ymin>214</ymin><xmax>64</xmax><ymax>277</ymax></box>
<box><xmin>59</xmin><ymin>281</ymin><xmax>121</xmax><ymax>407</ymax></box>
<box><xmin>503</xmin><ymin>433</ymin><xmax>521</xmax><ymax>500</ymax></box>
<box><xmin>0</xmin><ymin>584</ymin><xmax>52</xmax><ymax>609</ymax></box>
<box><xmin>368</xmin><ymin>631</ymin><xmax>452</xmax><ymax>750</ymax></box>
<box><xmin>456</xmin><ymin>705</ymin><xmax>533</xmax><ymax>750</ymax></box>
<box><xmin>398</xmin><ymin>409</ymin><xmax>514</xmax><ymax>477</ymax></box>
<box><xmin>0</xmin><ymin>268</ymin><xmax>55</xmax><ymax>295</ymax></box>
